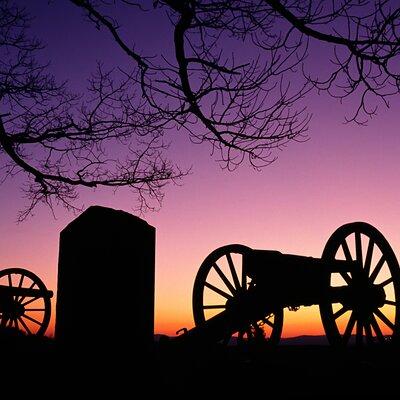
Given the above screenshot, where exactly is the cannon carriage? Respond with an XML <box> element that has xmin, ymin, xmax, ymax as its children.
<box><xmin>0</xmin><ymin>268</ymin><xmax>53</xmax><ymax>336</ymax></box>
<box><xmin>181</xmin><ymin>222</ymin><xmax>400</xmax><ymax>346</ymax></box>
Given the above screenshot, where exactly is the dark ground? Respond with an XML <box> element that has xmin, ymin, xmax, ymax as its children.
<box><xmin>0</xmin><ymin>333</ymin><xmax>397</xmax><ymax>398</ymax></box>
<box><xmin>156</xmin><ymin>341</ymin><xmax>397</xmax><ymax>397</ymax></box>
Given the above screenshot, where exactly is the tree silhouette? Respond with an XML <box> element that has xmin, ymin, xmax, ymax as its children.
<box><xmin>0</xmin><ymin>0</ymin><xmax>186</xmax><ymax>219</ymax></box>
<box><xmin>72</xmin><ymin>0</ymin><xmax>400</xmax><ymax>151</ymax></box>
<box><xmin>2</xmin><ymin>0</ymin><xmax>400</xmax><ymax>217</ymax></box>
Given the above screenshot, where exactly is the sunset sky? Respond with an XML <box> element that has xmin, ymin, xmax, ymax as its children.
<box><xmin>1</xmin><ymin>1</ymin><xmax>400</xmax><ymax>338</ymax></box>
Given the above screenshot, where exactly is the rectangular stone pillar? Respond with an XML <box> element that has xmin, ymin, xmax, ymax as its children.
<box><xmin>55</xmin><ymin>206</ymin><xmax>155</xmax><ymax>353</ymax></box>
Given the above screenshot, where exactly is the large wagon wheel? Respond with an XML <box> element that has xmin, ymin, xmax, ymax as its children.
<box><xmin>0</xmin><ymin>268</ymin><xmax>52</xmax><ymax>336</ymax></box>
<box><xmin>320</xmin><ymin>222</ymin><xmax>400</xmax><ymax>346</ymax></box>
<box><xmin>193</xmin><ymin>244</ymin><xmax>283</xmax><ymax>345</ymax></box>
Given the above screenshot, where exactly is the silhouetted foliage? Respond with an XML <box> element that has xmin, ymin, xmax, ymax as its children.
<box><xmin>2</xmin><ymin>0</ymin><xmax>400</xmax><ymax>216</ymax></box>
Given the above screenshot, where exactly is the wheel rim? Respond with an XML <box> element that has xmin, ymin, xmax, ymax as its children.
<box><xmin>193</xmin><ymin>244</ymin><xmax>283</xmax><ymax>345</ymax></box>
<box><xmin>320</xmin><ymin>222</ymin><xmax>400</xmax><ymax>346</ymax></box>
<box><xmin>0</xmin><ymin>268</ymin><xmax>51</xmax><ymax>336</ymax></box>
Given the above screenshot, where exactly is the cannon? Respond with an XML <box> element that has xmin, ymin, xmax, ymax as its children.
<box><xmin>178</xmin><ymin>222</ymin><xmax>400</xmax><ymax>346</ymax></box>
<box><xmin>0</xmin><ymin>268</ymin><xmax>53</xmax><ymax>336</ymax></box>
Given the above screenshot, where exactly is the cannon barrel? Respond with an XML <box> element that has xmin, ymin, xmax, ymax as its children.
<box><xmin>0</xmin><ymin>284</ymin><xmax>53</xmax><ymax>298</ymax></box>
<box><xmin>244</xmin><ymin>249</ymin><xmax>358</xmax><ymax>279</ymax></box>
<box><xmin>244</xmin><ymin>250</ymin><xmax>359</xmax><ymax>307</ymax></box>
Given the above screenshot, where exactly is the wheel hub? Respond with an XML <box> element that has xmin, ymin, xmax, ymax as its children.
<box><xmin>1</xmin><ymin>296</ymin><xmax>25</xmax><ymax>318</ymax></box>
<box><xmin>343</xmin><ymin>282</ymin><xmax>386</xmax><ymax>313</ymax></box>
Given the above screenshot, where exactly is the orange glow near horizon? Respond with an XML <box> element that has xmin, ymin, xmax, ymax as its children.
<box><xmin>154</xmin><ymin>306</ymin><xmax>326</xmax><ymax>338</ymax></box>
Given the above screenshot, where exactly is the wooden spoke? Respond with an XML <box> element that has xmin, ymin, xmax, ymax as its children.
<box><xmin>364</xmin><ymin>238</ymin><xmax>374</xmax><ymax>276</ymax></box>
<box><xmin>333</xmin><ymin>306</ymin><xmax>348</xmax><ymax>320</ymax></box>
<box><xmin>342</xmin><ymin>312</ymin><xmax>356</xmax><ymax>344</ymax></box>
<box><xmin>341</xmin><ymin>240</ymin><xmax>353</xmax><ymax>261</ymax></box>
<box><xmin>370</xmin><ymin>315</ymin><xmax>385</xmax><ymax>343</ymax></box>
<box><xmin>379</xmin><ymin>277</ymin><xmax>394</xmax><ymax>287</ymax></box>
<box><xmin>17</xmin><ymin>274</ymin><xmax>24</xmax><ymax>288</ymax></box>
<box><xmin>21</xmin><ymin>296</ymin><xmax>40</xmax><ymax>307</ymax></box>
<box><xmin>212</xmin><ymin>263</ymin><xmax>236</xmax><ymax>295</ymax></box>
<box><xmin>370</xmin><ymin>255</ymin><xmax>386</xmax><ymax>283</ymax></box>
<box><xmin>18</xmin><ymin>317</ymin><xmax>32</xmax><ymax>335</ymax></box>
<box><xmin>18</xmin><ymin>281</ymin><xmax>36</xmax><ymax>304</ymax></box>
<box><xmin>226</xmin><ymin>253</ymin><xmax>241</xmax><ymax>291</ymax></box>
<box><xmin>203</xmin><ymin>305</ymin><xmax>226</xmax><ymax>309</ymax></box>
<box><xmin>340</xmin><ymin>272</ymin><xmax>352</xmax><ymax>285</ymax></box>
<box><xmin>374</xmin><ymin>309</ymin><xmax>395</xmax><ymax>331</ymax></box>
<box><xmin>7</xmin><ymin>274</ymin><xmax>15</xmax><ymax>302</ymax></box>
<box><xmin>356</xmin><ymin>320</ymin><xmax>363</xmax><ymax>345</ymax></box>
<box><xmin>204</xmin><ymin>282</ymin><xmax>232</xmax><ymax>299</ymax></box>
<box><xmin>22</xmin><ymin>314</ymin><xmax>42</xmax><ymax>326</ymax></box>
<box><xmin>18</xmin><ymin>296</ymin><xmax>26</xmax><ymax>304</ymax></box>
<box><xmin>355</xmin><ymin>232</ymin><xmax>363</xmax><ymax>265</ymax></box>
<box><xmin>24</xmin><ymin>308</ymin><xmax>46</xmax><ymax>311</ymax></box>
<box><xmin>364</xmin><ymin>321</ymin><xmax>373</xmax><ymax>344</ymax></box>
<box><xmin>241</xmin><ymin>262</ymin><xmax>246</xmax><ymax>288</ymax></box>
<box><xmin>15</xmin><ymin>274</ymin><xmax>25</xmax><ymax>303</ymax></box>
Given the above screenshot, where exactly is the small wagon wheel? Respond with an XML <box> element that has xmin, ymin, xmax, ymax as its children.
<box><xmin>193</xmin><ymin>244</ymin><xmax>283</xmax><ymax>345</ymax></box>
<box><xmin>320</xmin><ymin>222</ymin><xmax>400</xmax><ymax>346</ymax></box>
<box><xmin>0</xmin><ymin>268</ymin><xmax>52</xmax><ymax>336</ymax></box>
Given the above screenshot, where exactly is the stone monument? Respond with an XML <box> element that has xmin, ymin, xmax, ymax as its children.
<box><xmin>55</xmin><ymin>206</ymin><xmax>155</xmax><ymax>353</ymax></box>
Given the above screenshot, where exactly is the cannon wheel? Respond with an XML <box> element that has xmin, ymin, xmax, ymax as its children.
<box><xmin>193</xmin><ymin>244</ymin><xmax>283</xmax><ymax>345</ymax></box>
<box><xmin>0</xmin><ymin>268</ymin><xmax>51</xmax><ymax>336</ymax></box>
<box><xmin>320</xmin><ymin>222</ymin><xmax>400</xmax><ymax>346</ymax></box>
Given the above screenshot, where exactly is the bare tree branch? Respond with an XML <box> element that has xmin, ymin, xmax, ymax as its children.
<box><xmin>2</xmin><ymin>0</ymin><xmax>400</xmax><ymax>218</ymax></box>
<box><xmin>72</xmin><ymin>0</ymin><xmax>312</xmax><ymax>170</ymax></box>
<box><xmin>0</xmin><ymin>0</ymin><xmax>187</xmax><ymax>219</ymax></box>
